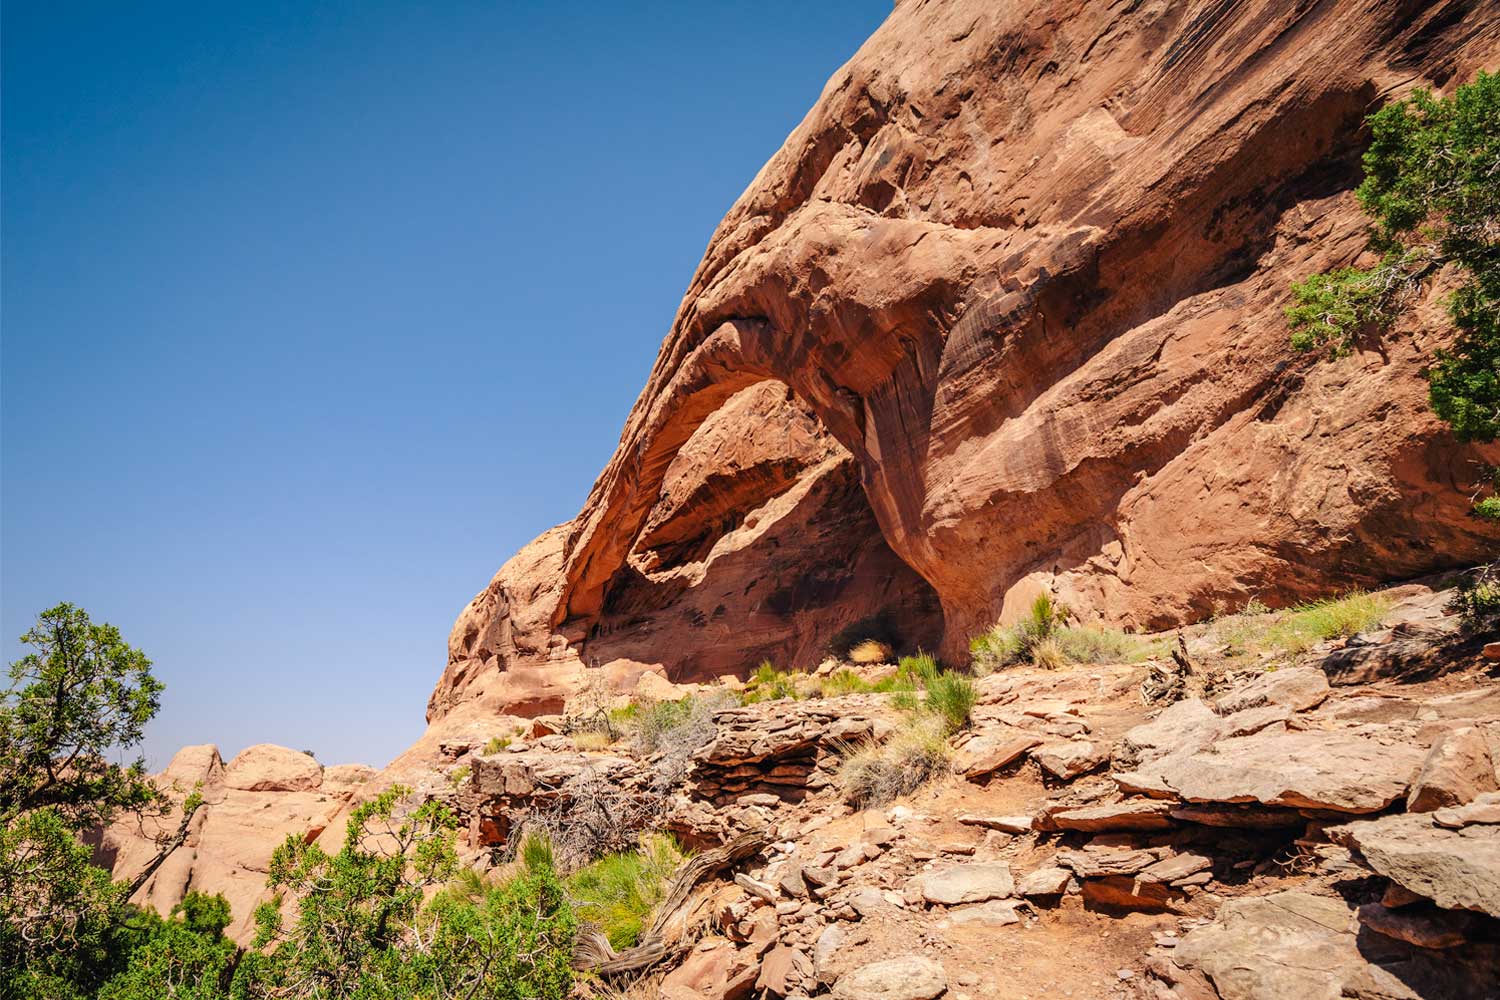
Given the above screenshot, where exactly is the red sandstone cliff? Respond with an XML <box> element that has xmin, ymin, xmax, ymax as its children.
<box><xmin>431</xmin><ymin>0</ymin><xmax>1499</xmax><ymax>720</ymax></box>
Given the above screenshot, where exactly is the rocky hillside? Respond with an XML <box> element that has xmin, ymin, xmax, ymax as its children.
<box><xmin>111</xmin><ymin>580</ymin><xmax>1500</xmax><ymax>998</ymax></box>
<box><xmin>431</xmin><ymin>0</ymin><xmax>1499</xmax><ymax>721</ymax></box>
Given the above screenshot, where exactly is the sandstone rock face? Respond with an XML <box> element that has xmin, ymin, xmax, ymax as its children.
<box><xmin>432</xmin><ymin>0</ymin><xmax>1500</xmax><ymax>714</ymax></box>
<box><xmin>224</xmin><ymin>744</ymin><xmax>323</xmax><ymax>792</ymax></box>
<box><xmin>101</xmin><ymin>744</ymin><xmax>370</xmax><ymax>943</ymax></box>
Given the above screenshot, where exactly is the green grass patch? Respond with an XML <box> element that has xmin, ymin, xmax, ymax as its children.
<box><xmin>1212</xmin><ymin>591</ymin><xmax>1392</xmax><ymax>660</ymax></box>
<box><xmin>565</xmin><ymin>834</ymin><xmax>686</xmax><ymax>951</ymax></box>
<box><xmin>970</xmin><ymin>595</ymin><xmax>1159</xmax><ymax>671</ymax></box>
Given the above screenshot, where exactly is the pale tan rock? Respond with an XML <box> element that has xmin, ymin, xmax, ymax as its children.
<box><xmin>1034</xmin><ymin>741</ymin><xmax>1108</xmax><ymax>781</ymax></box>
<box><xmin>831</xmin><ymin>956</ymin><xmax>946</xmax><ymax>1000</ymax></box>
<box><xmin>1433</xmin><ymin>791</ymin><xmax>1500</xmax><ymax>829</ymax></box>
<box><xmin>1407</xmin><ymin>726</ymin><xmax>1498</xmax><ymax>813</ymax></box>
<box><xmin>1045</xmin><ymin>799</ymin><xmax>1175</xmax><ymax>832</ymax></box>
<box><xmin>1172</xmin><ymin>892</ymin><xmax>1416</xmax><ymax>1000</ymax></box>
<box><xmin>1015</xmin><ymin>866</ymin><xmax>1071</xmax><ymax>898</ymax></box>
<box><xmin>321</xmin><ymin>763</ymin><xmax>377</xmax><ymax>795</ymax></box>
<box><xmin>224</xmin><ymin>744</ymin><xmax>322</xmax><ymax>792</ymax></box>
<box><xmin>912</xmin><ymin>861</ymin><xmax>1014</xmax><ymax>905</ymax></box>
<box><xmin>1122</xmin><ymin>727</ymin><xmax>1426</xmax><ymax>814</ymax></box>
<box><xmin>1334</xmin><ymin>811</ymin><xmax>1500</xmax><ymax>917</ymax></box>
<box><xmin>1214</xmin><ymin>667</ymin><xmax>1330</xmax><ymax>715</ymax></box>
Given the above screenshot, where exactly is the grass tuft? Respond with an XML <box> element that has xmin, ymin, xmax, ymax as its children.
<box><xmin>566</xmin><ymin>833</ymin><xmax>686</xmax><ymax>951</ymax></box>
<box><xmin>838</xmin><ymin>716</ymin><xmax>950</xmax><ymax>808</ymax></box>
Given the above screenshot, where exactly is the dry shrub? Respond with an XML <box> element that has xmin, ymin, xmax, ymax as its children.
<box><xmin>838</xmin><ymin>716</ymin><xmax>950</xmax><ymax>808</ymax></box>
<box><xmin>848</xmin><ymin>639</ymin><xmax>894</xmax><ymax>664</ymax></box>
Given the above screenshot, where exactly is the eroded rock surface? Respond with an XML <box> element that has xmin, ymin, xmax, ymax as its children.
<box><xmin>431</xmin><ymin>0</ymin><xmax>1500</xmax><ymax>717</ymax></box>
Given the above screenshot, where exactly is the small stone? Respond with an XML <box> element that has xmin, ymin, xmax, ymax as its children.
<box><xmin>831</xmin><ymin>955</ymin><xmax>947</xmax><ymax>1000</ymax></box>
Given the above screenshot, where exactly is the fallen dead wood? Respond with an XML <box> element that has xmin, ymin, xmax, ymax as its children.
<box><xmin>572</xmin><ymin>828</ymin><xmax>769</xmax><ymax>976</ymax></box>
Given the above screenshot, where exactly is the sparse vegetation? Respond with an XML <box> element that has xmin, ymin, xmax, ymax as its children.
<box><xmin>970</xmin><ymin>594</ymin><xmax>1160</xmax><ymax>671</ymax></box>
<box><xmin>483</xmin><ymin>735</ymin><xmax>513</xmax><ymax>754</ymax></box>
<box><xmin>923</xmin><ymin>670</ymin><xmax>977</xmax><ymax>736</ymax></box>
<box><xmin>740</xmin><ymin>661</ymin><xmax>799</xmax><ymax>704</ymax></box>
<box><xmin>1450</xmin><ymin>562</ymin><xmax>1500</xmax><ymax>632</ymax></box>
<box><xmin>1287</xmin><ymin>72</ymin><xmax>1498</xmax><ymax>515</ymax></box>
<box><xmin>565</xmin><ymin>833</ymin><xmax>686</xmax><ymax>951</ymax></box>
<box><xmin>838</xmin><ymin>715</ymin><xmax>951</xmax><ymax>808</ymax></box>
<box><xmin>1208</xmin><ymin>591</ymin><xmax>1392</xmax><ymax>661</ymax></box>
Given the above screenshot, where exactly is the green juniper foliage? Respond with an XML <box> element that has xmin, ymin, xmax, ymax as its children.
<box><xmin>0</xmin><ymin>604</ymin><xmax>234</xmax><ymax>1000</ymax></box>
<box><xmin>1288</xmin><ymin>72</ymin><xmax>1499</xmax><ymax>515</ymax></box>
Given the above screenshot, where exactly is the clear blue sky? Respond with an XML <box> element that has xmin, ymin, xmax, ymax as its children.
<box><xmin>2</xmin><ymin>1</ymin><xmax>890</xmax><ymax>769</ymax></box>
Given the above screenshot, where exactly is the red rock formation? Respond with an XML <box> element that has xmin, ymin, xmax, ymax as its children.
<box><xmin>433</xmin><ymin>0</ymin><xmax>1499</xmax><ymax>719</ymax></box>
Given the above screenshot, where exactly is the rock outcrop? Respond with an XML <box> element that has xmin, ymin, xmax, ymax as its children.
<box><xmin>98</xmin><ymin>744</ymin><xmax>371</xmax><ymax>943</ymax></box>
<box><xmin>432</xmin><ymin>0</ymin><xmax>1499</xmax><ymax>717</ymax></box>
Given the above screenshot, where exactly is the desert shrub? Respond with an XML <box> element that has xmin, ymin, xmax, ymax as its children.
<box><xmin>1208</xmin><ymin>591</ymin><xmax>1391</xmax><ymax>660</ymax></box>
<box><xmin>247</xmin><ymin>785</ymin><xmax>576</xmax><ymax>1000</ymax></box>
<box><xmin>848</xmin><ymin>639</ymin><xmax>893</xmax><ymax>664</ymax></box>
<box><xmin>448</xmin><ymin>764</ymin><xmax>471</xmax><ymax>789</ymax></box>
<box><xmin>971</xmin><ymin>596</ymin><xmax>1154</xmax><ymax>671</ymax></box>
<box><xmin>897</xmin><ymin>651</ymin><xmax>940</xmax><ymax>684</ymax></box>
<box><xmin>1287</xmin><ymin>72</ymin><xmax>1498</xmax><ymax>517</ymax></box>
<box><xmin>923</xmin><ymin>671</ymin><xmax>976</xmax><ymax>736</ymax></box>
<box><xmin>1051</xmin><ymin>626</ymin><xmax>1164</xmax><ymax>664</ymax></box>
<box><xmin>838</xmin><ymin>716</ymin><xmax>950</xmax><ymax>808</ymax></box>
<box><xmin>566</xmin><ymin>833</ymin><xmax>686</xmax><ymax>951</ymax></box>
<box><xmin>818</xmin><ymin>667</ymin><xmax>875</xmax><ymax>697</ymax></box>
<box><xmin>1450</xmin><ymin>563</ymin><xmax>1500</xmax><ymax>632</ymax></box>
<box><xmin>740</xmin><ymin>662</ymin><xmax>799</xmax><ymax>704</ymax></box>
<box><xmin>483</xmin><ymin>736</ymin><xmax>513</xmax><ymax>755</ymax></box>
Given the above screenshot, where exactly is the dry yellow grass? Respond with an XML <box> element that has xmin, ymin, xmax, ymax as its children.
<box><xmin>848</xmin><ymin>639</ymin><xmax>894</xmax><ymax>664</ymax></box>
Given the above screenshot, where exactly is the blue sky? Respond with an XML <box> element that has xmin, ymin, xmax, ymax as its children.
<box><xmin>2</xmin><ymin>1</ymin><xmax>890</xmax><ymax>768</ymax></box>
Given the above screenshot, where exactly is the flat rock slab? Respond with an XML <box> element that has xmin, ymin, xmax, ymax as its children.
<box><xmin>1016</xmin><ymin>866</ymin><xmax>1071</xmax><ymax>897</ymax></box>
<box><xmin>1214</xmin><ymin>666</ymin><xmax>1330</xmax><ymax>714</ymax></box>
<box><xmin>945</xmin><ymin>899</ymin><xmax>1022</xmax><ymax>926</ymax></box>
<box><xmin>911</xmin><ymin>861</ymin><xmax>1014</xmax><ymax>905</ymax></box>
<box><xmin>954</xmin><ymin>730</ymin><xmax>1042</xmax><ymax>779</ymax></box>
<box><xmin>1407</xmin><ymin>726</ymin><xmax>1498</xmax><ymax>813</ymax></box>
<box><xmin>1168</xmin><ymin>891</ymin><xmax>1498</xmax><ymax>1000</ymax></box>
<box><xmin>1118</xmin><ymin>727</ymin><xmax>1425</xmax><ymax>814</ymax></box>
<box><xmin>831</xmin><ymin>955</ymin><xmax>947</xmax><ymax>1000</ymax></box>
<box><xmin>957</xmin><ymin>813</ymin><xmax>1032</xmax><ymax>833</ymax></box>
<box><xmin>1034</xmin><ymin>740</ymin><xmax>1108</xmax><ymax>780</ymax></box>
<box><xmin>1046</xmin><ymin>799</ymin><xmax>1175</xmax><ymax>832</ymax></box>
<box><xmin>1334</xmin><ymin>811</ymin><xmax>1500</xmax><ymax>917</ymax></box>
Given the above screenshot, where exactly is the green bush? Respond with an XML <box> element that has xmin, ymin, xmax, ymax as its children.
<box><xmin>566</xmin><ymin>833</ymin><xmax>685</xmax><ymax>951</ymax></box>
<box><xmin>1450</xmin><ymin>563</ymin><xmax>1500</xmax><ymax>632</ymax></box>
<box><xmin>740</xmin><ymin>661</ymin><xmax>800</xmax><ymax>704</ymax></box>
<box><xmin>923</xmin><ymin>672</ymin><xmax>976</xmax><ymax>736</ymax></box>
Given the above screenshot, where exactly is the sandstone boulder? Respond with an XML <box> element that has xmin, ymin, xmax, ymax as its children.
<box><xmin>831</xmin><ymin>956</ymin><xmax>946</xmax><ymax>1000</ymax></box>
<box><xmin>912</xmin><ymin>861</ymin><xmax>1014</xmax><ymax>906</ymax></box>
<box><xmin>1406</xmin><ymin>726</ymin><xmax>1498</xmax><ymax>813</ymax></box>
<box><xmin>224</xmin><ymin>744</ymin><xmax>322</xmax><ymax>792</ymax></box>
<box><xmin>1334</xmin><ymin>811</ymin><xmax>1500</xmax><ymax>917</ymax></box>
<box><xmin>1169</xmin><ymin>892</ymin><xmax>1444</xmax><ymax>1000</ymax></box>
<box><xmin>1034</xmin><ymin>741</ymin><xmax>1108</xmax><ymax>781</ymax></box>
<box><xmin>1214</xmin><ymin>667</ymin><xmax>1330</xmax><ymax>715</ymax></box>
